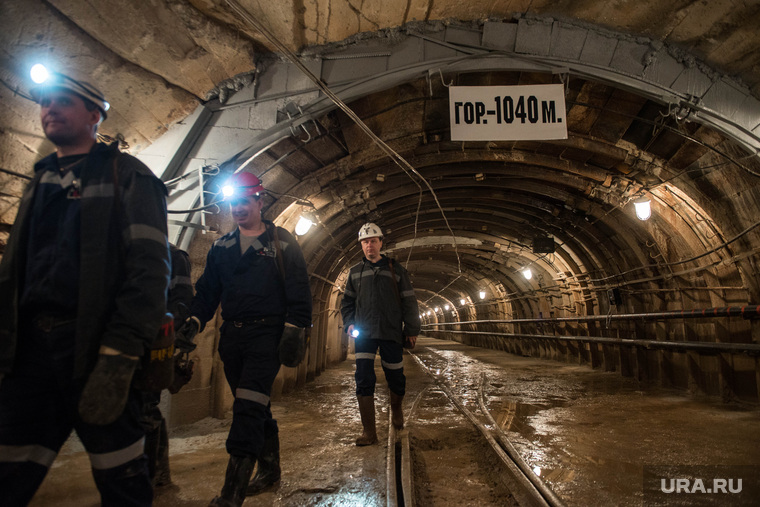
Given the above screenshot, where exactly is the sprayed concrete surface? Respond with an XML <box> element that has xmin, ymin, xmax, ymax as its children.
<box><xmin>30</xmin><ymin>336</ymin><xmax>760</xmax><ymax>505</ymax></box>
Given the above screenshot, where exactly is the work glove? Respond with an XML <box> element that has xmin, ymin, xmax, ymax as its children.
<box><xmin>168</xmin><ymin>353</ymin><xmax>195</xmax><ymax>394</ymax></box>
<box><xmin>404</xmin><ymin>335</ymin><xmax>417</xmax><ymax>349</ymax></box>
<box><xmin>279</xmin><ymin>323</ymin><xmax>306</xmax><ymax>367</ymax></box>
<box><xmin>79</xmin><ymin>353</ymin><xmax>139</xmax><ymax>425</ymax></box>
<box><xmin>175</xmin><ymin>316</ymin><xmax>201</xmax><ymax>353</ymax></box>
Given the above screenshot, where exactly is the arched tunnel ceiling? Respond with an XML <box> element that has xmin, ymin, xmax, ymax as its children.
<box><xmin>205</xmin><ymin>58</ymin><xmax>760</xmax><ymax>317</ymax></box>
<box><xmin>3</xmin><ymin>1</ymin><xmax>760</xmax><ymax>318</ymax></box>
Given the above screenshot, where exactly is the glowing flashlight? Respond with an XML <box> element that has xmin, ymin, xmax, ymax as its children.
<box><xmin>351</xmin><ymin>328</ymin><xmax>360</xmax><ymax>338</ymax></box>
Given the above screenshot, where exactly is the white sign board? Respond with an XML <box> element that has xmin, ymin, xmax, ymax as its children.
<box><xmin>449</xmin><ymin>84</ymin><xmax>568</xmax><ymax>141</ymax></box>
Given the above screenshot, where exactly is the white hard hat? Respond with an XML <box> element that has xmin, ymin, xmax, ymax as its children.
<box><xmin>358</xmin><ymin>222</ymin><xmax>383</xmax><ymax>241</ymax></box>
<box><xmin>30</xmin><ymin>71</ymin><xmax>110</xmax><ymax>120</ymax></box>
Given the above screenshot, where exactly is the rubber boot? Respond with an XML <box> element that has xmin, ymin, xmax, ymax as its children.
<box><xmin>209</xmin><ymin>455</ymin><xmax>255</xmax><ymax>507</ymax></box>
<box><xmin>355</xmin><ymin>395</ymin><xmax>378</xmax><ymax>446</ymax></box>
<box><xmin>390</xmin><ymin>391</ymin><xmax>404</xmax><ymax>430</ymax></box>
<box><xmin>246</xmin><ymin>435</ymin><xmax>281</xmax><ymax>496</ymax></box>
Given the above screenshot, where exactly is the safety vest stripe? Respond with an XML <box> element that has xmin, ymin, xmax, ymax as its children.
<box><xmin>127</xmin><ymin>224</ymin><xmax>167</xmax><ymax>246</ymax></box>
<box><xmin>355</xmin><ymin>353</ymin><xmax>376</xmax><ymax>361</ymax></box>
<box><xmin>351</xmin><ymin>270</ymin><xmax>394</xmax><ymax>282</ymax></box>
<box><xmin>0</xmin><ymin>444</ymin><xmax>57</xmax><ymax>468</ymax></box>
<box><xmin>250</xmin><ymin>238</ymin><xmax>264</xmax><ymax>251</ymax></box>
<box><xmin>39</xmin><ymin>171</ymin><xmax>77</xmax><ymax>188</ymax></box>
<box><xmin>81</xmin><ymin>182</ymin><xmax>115</xmax><ymax>198</ymax></box>
<box><xmin>401</xmin><ymin>289</ymin><xmax>415</xmax><ymax>298</ymax></box>
<box><xmin>236</xmin><ymin>388</ymin><xmax>270</xmax><ymax>406</ymax></box>
<box><xmin>216</xmin><ymin>237</ymin><xmax>236</xmax><ymax>249</ymax></box>
<box><xmin>88</xmin><ymin>437</ymin><xmax>145</xmax><ymax>470</ymax></box>
<box><xmin>382</xmin><ymin>360</ymin><xmax>404</xmax><ymax>370</ymax></box>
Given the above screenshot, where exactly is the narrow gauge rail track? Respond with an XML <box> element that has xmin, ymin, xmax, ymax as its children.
<box><xmin>385</xmin><ymin>348</ymin><xmax>565</xmax><ymax>507</ymax></box>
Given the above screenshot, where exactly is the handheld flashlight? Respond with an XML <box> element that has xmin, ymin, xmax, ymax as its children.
<box><xmin>351</xmin><ymin>328</ymin><xmax>360</xmax><ymax>338</ymax></box>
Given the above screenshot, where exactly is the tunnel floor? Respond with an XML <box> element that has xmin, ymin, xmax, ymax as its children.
<box><xmin>30</xmin><ymin>336</ymin><xmax>760</xmax><ymax>506</ymax></box>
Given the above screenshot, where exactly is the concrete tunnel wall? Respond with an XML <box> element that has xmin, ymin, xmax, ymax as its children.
<box><xmin>7</xmin><ymin>17</ymin><xmax>756</xmax><ymax>427</ymax></box>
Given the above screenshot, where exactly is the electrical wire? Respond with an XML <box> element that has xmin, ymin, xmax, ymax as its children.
<box><xmin>585</xmin><ymin>219</ymin><xmax>760</xmax><ymax>284</ymax></box>
<box><xmin>167</xmin><ymin>201</ymin><xmax>222</xmax><ymax>214</ymax></box>
<box><xmin>223</xmin><ymin>0</ymin><xmax>462</xmax><ymax>274</ymax></box>
<box><xmin>0</xmin><ymin>167</ymin><xmax>32</xmax><ymax>181</ymax></box>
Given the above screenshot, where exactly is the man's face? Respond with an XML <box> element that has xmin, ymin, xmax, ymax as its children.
<box><xmin>38</xmin><ymin>89</ymin><xmax>100</xmax><ymax>147</ymax></box>
<box><xmin>230</xmin><ymin>196</ymin><xmax>263</xmax><ymax>229</ymax></box>
<box><xmin>361</xmin><ymin>236</ymin><xmax>382</xmax><ymax>262</ymax></box>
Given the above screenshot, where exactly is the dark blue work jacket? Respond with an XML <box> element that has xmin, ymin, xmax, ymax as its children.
<box><xmin>190</xmin><ymin>222</ymin><xmax>312</xmax><ymax>329</ymax></box>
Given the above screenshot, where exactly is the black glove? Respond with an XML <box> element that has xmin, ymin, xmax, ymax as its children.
<box><xmin>168</xmin><ymin>354</ymin><xmax>195</xmax><ymax>394</ymax></box>
<box><xmin>79</xmin><ymin>353</ymin><xmax>139</xmax><ymax>425</ymax></box>
<box><xmin>279</xmin><ymin>324</ymin><xmax>306</xmax><ymax>367</ymax></box>
<box><xmin>176</xmin><ymin>316</ymin><xmax>200</xmax><ymax>353</ymax></box>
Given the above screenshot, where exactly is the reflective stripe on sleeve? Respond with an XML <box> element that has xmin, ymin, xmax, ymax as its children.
<box><xmin>88</xmin><ymin>437</ymin><xmax>145</xmax><ymax>470</ymax></box>
<box><xmin>0</xmin><ymin>444</ymin><xmax>57</xmax><ymax>468</ymax></box>
<box><xmin>127</xmin><ymin>224</ymin><xmax>167</xmax><ymax>245</ymax></box>
<box><xmin>170</xmin><ymin>275</ymin><xmax>192</xmax><ymax>290</ymax></box>
<box><xmin>236</xmin><ymin>388</ymin><xmax>270</xmax><ymax>406</ymax></box>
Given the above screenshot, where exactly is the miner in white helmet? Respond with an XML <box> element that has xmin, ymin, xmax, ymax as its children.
<box><xmin>340</xmin><ymin>222</ymin><xmax>421</xmax><ymax>445</ymax></box>
<box><xmin>0</xmin><ymin>69</ymin><xmax>170</xmax><ymax>505</ymax></box>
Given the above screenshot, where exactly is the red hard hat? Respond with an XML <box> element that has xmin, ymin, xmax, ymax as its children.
<box><xmin>224</xmin><ymin>172</ymin><xmax>263</xmax><ymax>199</ymax></box>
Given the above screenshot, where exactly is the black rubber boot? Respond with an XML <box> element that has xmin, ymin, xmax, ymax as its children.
<box><xmin>355</xmin><ymin>395</ymin><xmax>378</xmax><ymax>446</ymax></box>
<box><xmin>209</xmin><ymin>455</ymin><xmax>255</xmax><ymax>507</ymax></box>
<box><xmin>246</xmin><ymin>435</ymin><xmax>281</xmax><ymax>496</ymax></box>
<box><xmin>390</xmin><ymin>391</ymin><xmax>404</xmax><ymax>430</ymax></box>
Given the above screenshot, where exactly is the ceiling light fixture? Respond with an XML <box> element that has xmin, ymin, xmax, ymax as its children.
<box><xmin>295</xmin><ymin>213</ymin><xmax>315</xmax><ymax>235</ymax></box>
<box><xmin>634</xmin><ymin>196</ymin><xmax>652</xmax><ymax>221</ymax></box>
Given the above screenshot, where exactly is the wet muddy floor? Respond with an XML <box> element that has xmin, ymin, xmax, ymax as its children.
<box><xmin>30</xmin><ymin>336</ymin><xmax>760</xmax><ymax>506</ymax></box>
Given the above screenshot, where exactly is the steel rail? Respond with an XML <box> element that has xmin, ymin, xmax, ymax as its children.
<box><xmin>477</xmin><ymin>373</ymin><xmax>565</xmax><ymax>507</ymax></box>
<box><xmin>409</xmin><ymin>351</ymin><xmax>553</xmax><ymax>507</ymax></box>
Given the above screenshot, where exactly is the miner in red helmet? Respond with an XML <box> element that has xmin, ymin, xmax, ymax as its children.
<box><xmin>176</xmin><ymin>171</ymin><xmax>312</xmax><ymax>507</ymax></box>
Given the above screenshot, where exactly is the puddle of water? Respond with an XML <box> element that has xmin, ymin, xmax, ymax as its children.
<box><xmin>312</xmin><ymin>384</ymin><xmax>345</xmax><ymax>394</ymax></box>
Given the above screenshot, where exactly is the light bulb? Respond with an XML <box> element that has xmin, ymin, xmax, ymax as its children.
<box><xmin>634</xmin><ymin>196</ymin><xmax>651</xmax><ymax>221</ymax></box>
<box><xmin>295</xmin><ymin>216</ymin><xmax>314</xmax><ymax>235</ymax></box>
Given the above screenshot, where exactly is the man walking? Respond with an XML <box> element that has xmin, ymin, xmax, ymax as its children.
<box><xmin>0</xmin><ymin>69</ymin><xmax>170</xmax><ymax>506</ymax></box>
<box><xmin>140</xmin><ymin>243</ymin><xmax>193</xmax><ymax>488</ymax></box>
<box><xmin>177</xmin><ymin>171</ymin><xmax>312</xmax><ymax>507</ymax></box>
<box><xmin>340</xmin><ymin>223</ymin><xmax>420</xmax><ymax>446</ymax></box>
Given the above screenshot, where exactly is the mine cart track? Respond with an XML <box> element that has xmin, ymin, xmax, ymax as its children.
<box><xmin>385</xmin><ymin>349</ymin><xmax>565</xmax><ymax>507</ymax></box>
